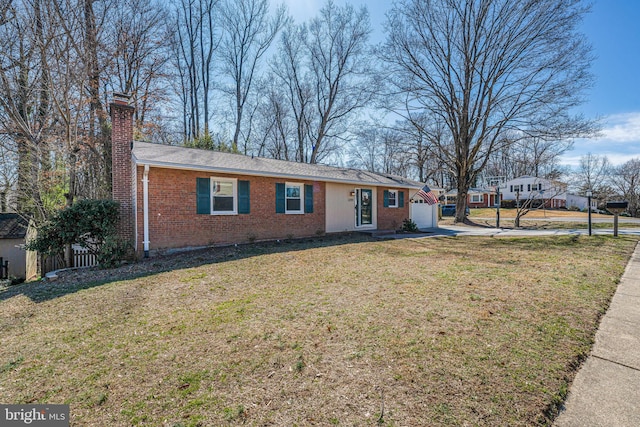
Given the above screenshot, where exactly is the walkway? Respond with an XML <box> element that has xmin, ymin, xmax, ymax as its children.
<box><xmin>554</xmin><ymin>242</ymin><xmax>640</xmax><ymax>426</ymax></box>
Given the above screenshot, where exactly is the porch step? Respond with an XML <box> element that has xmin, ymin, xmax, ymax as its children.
<box><xmin>359</xmin><ymin>229</ymin><xmax>397</xmax><ymax>238</ymax></box>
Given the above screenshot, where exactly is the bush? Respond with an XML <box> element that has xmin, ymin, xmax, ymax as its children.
<box><xmin>26</xmin><ymin>199</ymin><xmax>130</xmax><ymax>269</ymax></box>
<box><xmin>500</xmin><ymin>199</ymin><xmax>518</xmax><ymax>209</ymax></box>
<box><xmin>402</xmin><ymin>218</ymin><xmax>419</xmax><ymax>232</ymax></box>
<box><xmin>96</xmin><ymin>235</ymin><xmax>132</xmax><ymax>269</ymax></box>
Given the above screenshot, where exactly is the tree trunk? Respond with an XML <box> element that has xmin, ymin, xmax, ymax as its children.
<box><xmin>455</xmin><ymin>189</ymin><xmax>467</xmax><ymax>223</ymax></box>
<box><xmin>84</xmin><ymin>0</ymin><xmax>110</xmax><ymax>196</ymax></box>
<box><xmin>454</xmin><ymin>166</ymin><xmax>470</xmax><ymax>223</ymax></box>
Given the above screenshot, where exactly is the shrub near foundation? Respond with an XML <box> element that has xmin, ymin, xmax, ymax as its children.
<box><xmin>26</xmin><ymin>199</ymin><xmax>131</xmax><ymax>268</ymax></box>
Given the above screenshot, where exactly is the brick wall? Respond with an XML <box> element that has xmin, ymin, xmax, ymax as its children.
<box><xmin>110</xmin><ymin>99</ymin><xmax>135</xmax><ymax>245</ymax></box>
<box><xmin>376</xmin><ymin>188</ymin><xmax>410</xmax><ymax>230</ymax></box>
<box><xmin>135</xmin><ymin>167</ymin><xmax>327</xmax><ymax>253</ymax></box>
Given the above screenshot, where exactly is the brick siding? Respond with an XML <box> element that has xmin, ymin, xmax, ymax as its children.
<box><xmin>376</xmin><ymin>187</ymin><xmax>410</xmax><ymax>230</ymax></box>
<box><xmin>135</xmin><ymin>167</ymin><xmax>327</xmax><ymax>253</ymax></box>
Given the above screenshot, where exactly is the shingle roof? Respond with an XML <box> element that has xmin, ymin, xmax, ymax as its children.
<box><xmin>0</xmin><ymin>213</ymin><xmax>27</xmax><ymax>239</ymax></box>
<box><xmin>132</xmin><ymin>141</ymin><xmax>423</xmax><ymax>189</ymax></box>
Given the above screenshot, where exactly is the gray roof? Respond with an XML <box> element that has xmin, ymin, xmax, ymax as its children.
<box><xmin>0</xmin><ymin>213</ymin><xmax>27</xmax><ymax>239</ymax></box>
<box><xmin>132</xmin><ymin>141</ymin><xmax>423</xmax><ymax>189</ymax></box>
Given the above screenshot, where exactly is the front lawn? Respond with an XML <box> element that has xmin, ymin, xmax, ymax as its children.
<box><xmin>0</xmin><ymin>234</ymin><xmax>637</xmax><ymax>426</ymax></box>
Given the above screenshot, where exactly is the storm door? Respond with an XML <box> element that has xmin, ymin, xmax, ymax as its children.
<box><xmin>355</xmin><ymin>188</ymin><xmax>373</xmax><ymax>227</ymax></box>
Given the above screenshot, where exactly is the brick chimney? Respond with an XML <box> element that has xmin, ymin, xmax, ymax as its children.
<box><xmin>110</xmin><ymin>93</ymin><xmax>135</xmax><ymax>246</ymax></box>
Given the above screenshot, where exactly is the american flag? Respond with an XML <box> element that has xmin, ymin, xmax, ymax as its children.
<box><xmin>415</xmin><ymin>184</ymin><xmax>439</xmax><ymax>205</ymax></box>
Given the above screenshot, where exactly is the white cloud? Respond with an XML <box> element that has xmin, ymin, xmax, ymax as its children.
<box><xmin>599</xmin><ymin>112</ymin><xmax>640</xmax><ymax>143</ymax></box>
<box><xmin>563</xmin><ymin>112</ymin><xmax>640</xmax><ymax>167</ymax></box>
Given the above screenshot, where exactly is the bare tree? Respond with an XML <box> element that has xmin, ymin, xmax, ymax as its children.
<box><xmin>270</xmin><ymin>1</ymin><xmax>373</xmax><ymax>164</ymax></box>
<box><xmin>271</xmin><ymin>23</ymin><xmax>313</xmax><ymax>162</ymax></box>
<box><xmin>110</xmin><ymin>0</ymin><xmax>171</xmax><ymax>138</ymax></box>
<box><xmin>0</xmin><ymin>136</ymin><xmax>18</xmax><ymax>212</ymax></box>
<box><xmin>481</xmin><ymin>134</ymin><xmax>574</xmax><ymax>185</ymax></box>
<box><xmin>508</xmin><ymin>178</ymin><xmax>567</xmax><ymax>227</ymax></box>
<box><xmin>349</xmin><ymin>125</ymin><xmax>406</xmax><ymax>174</ymax></box>
<box><xmin>0</xmin><ymin>0</ymin><xmax>52</xmax><ymax>219</ymax></box>
<box><xmin>399</xmin><ymin>111</ymin><xmax>451</xmax><ymax>184</ymax></box>
<box><xmin>0</xmin><ymin>0</ymin><xmax>174</xmax><ymax>224</ymax></box>
<box><xmin>610</xmin><ymin>158</ymin><xmax>640</xmax><ymax>217</ymax></box>
<box><xmin>306</xmin><ymin>0</ymin><xmax>372</xmax><ymax>164</ymax></box>
<box><xmin>576</xmin><ymin>153</ymin><xmax>611</xmax><ymax>196</ymax></box>
<box><xmin>170</xmin><ymin>0</ymin><xmax>220</xmax><ymax>143</ymax></box>
<box><xmin>219</xmin><ymin>0</ymin><xmax>286</xmax><ymax>153</ymax></box>
<box><xmin>252</xmin><ymin>75</ymin><xmax>294</xmax><ymax>160</ymax></box>
<box><xmin>383</xmin><ymin>0</ymin><xmax>596</xmax><ymax>222</ymax></box>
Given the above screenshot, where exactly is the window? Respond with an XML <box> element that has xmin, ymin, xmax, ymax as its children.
<box><xmin>471</xmin><ymin>194</ymin><xmax>483</xmax><ymax>203</ymax></box>
<box><xmin>388</xmin><ymin>190</ymin><xmax>398</xmax><ymax>207</ymax></box>
<box><xmin>285</xmin><ymin>182</ymin><xmax>303</xmax><ymax>213</ymax></box>
<box><xmin>276</xmin><ymin>183</ymin><xmax>313</xmax><ymax>214</ymax></box>
<box><xmin>212</xmin><ymin>179</ymin><xmax>236</xmax><ymax>214</ymax></box>
<box><xmin>196</xmin><ymin>177</ymin><xmax>250</xmax><ymax>215</ymax></box>
<box><xmin>384</xmin><ymin>189</ymin><xmax>404</xmax><ymax>208</ymax></box>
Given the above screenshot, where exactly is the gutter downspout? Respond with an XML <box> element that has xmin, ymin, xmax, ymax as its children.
<box><xmin>143</xmin><ymin>164</ymin><xmax>150</xmax><ymax>258</ymax></box>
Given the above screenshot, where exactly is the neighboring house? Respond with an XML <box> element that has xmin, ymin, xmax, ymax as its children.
<box><xmin>501</xmin><ymin>176</ymin><xmax>567</xmax><ymax>208</ymax></box>
<box><xmin>566</xmin><ymin>194</ymin><xmax>598</xmax><ymax>211</ymax></box>
<box><xmin>429</xmin><ymin>187</ymin><xmax>447</xmax><ymax>201</ymax></box>
<box><xmin>110</xmin><ymin>95</ymin><xmax>435</xmax><ymax>257</ymax></box>
<box><xmin>0</xmin><ymin>213</ymin><xmax>30</xmax><ymax>279</ymax></box>
<box><xmin>443</xmin><ymin>188</ymin><xmax>500</xmax><ymax>208</ymax></box>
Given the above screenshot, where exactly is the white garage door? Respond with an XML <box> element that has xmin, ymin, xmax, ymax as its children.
<box><xmin>410</xmin><ymin>201</ymin><xmax>438</xmax><ymax>229</ymax></box>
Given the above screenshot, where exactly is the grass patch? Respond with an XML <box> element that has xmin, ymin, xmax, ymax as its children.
<box><xmin>0</xmin><ymin>235</ymin><xmax>637</xmax><ymax>426</ymax></box>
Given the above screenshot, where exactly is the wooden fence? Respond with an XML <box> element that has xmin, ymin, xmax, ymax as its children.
<box><xmin>41</xmin><ymin>245</ymin><xmax>98</xmax><ymax>275</ymax></box>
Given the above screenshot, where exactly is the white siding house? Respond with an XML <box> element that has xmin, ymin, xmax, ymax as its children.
<box><xmin>566</xmin><ymin>194</ymin><xmax>598</xmax><ymax>211</ymax></box>
<box><xmin>502</xmin><ymin>176</ymin><xmax>567</xmax><ymax>208</ymax></box>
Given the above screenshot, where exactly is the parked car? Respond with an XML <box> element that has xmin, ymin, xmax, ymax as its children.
<box><xmin>441</xmin><ymin>204</ymin><xmax>470</xmax><ymax>217</ymax></box>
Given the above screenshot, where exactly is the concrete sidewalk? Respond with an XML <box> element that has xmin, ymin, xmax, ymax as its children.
<box><xmin>554</xmin><ymin>242</ymin><xmax>640</xmax><ymax>426</ymax></box>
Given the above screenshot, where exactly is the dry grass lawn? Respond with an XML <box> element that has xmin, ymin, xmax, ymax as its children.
<box><xmin>453</xmin><ymin>208</ymin><xmax>640</xmax><ymax>230</ymax></box>
<box><xmin>1</xmin><ymin>234</ymin><xmax>638</xmax><ymax>426</ymax></box>
<box><xmin>469</xmin><ymin>208</ymin><xmax>613</xmax><ymax>219</ymax></box>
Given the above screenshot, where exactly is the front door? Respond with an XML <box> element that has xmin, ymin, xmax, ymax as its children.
<box><xmin>355</xmin><ymin>189</ymin><xmax>373</xmax><ymax>227</ymax></box>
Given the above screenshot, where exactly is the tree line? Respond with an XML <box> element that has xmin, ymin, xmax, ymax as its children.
<box><xmin>1</xmin><ymin>0</ymin><xmax>635</xmax><ymax>222</ymax></box>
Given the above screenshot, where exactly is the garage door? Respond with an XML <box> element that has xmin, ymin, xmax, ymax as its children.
<box><xmin>410</xmin><ymin>201</ymin><xmax>438</xmax><ymax>229</ymax></box>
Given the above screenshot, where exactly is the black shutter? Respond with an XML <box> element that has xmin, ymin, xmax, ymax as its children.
<box><xmin>238</xmin><ymin>180</ymin><xmax>250</xmax><ymax>214</ymax></box>
<box><xmin>196</xmin><ymin>178</ymin><xmax>210</xmax><ymax>214</ymax></box>
<box><xmin>276</xmin><ymin>183</ymin><xmax>285</xmax><ymax>213</ymax></box>
<box><xmin>305</xmin><ymin>184</ymin><xmax>313</xmax><ymax>213</ymax></box>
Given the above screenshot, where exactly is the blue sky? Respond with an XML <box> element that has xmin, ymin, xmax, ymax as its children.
<box><xmin>282</xmin><ymin>0</ymin><xmax>640</xmax><ymax>167</ymax></box>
